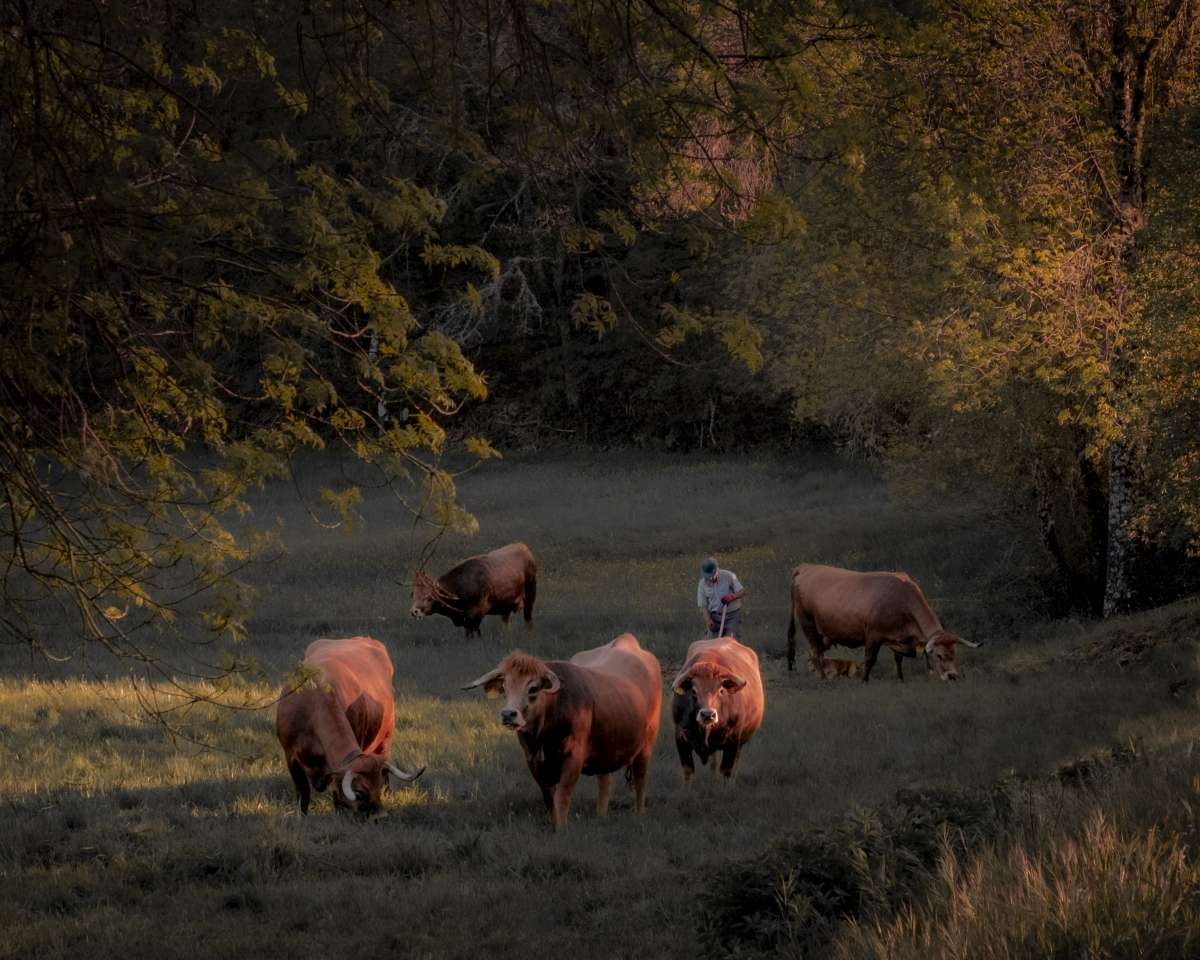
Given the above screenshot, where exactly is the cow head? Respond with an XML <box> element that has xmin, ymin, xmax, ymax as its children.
<box><xmin>672</xmin><ymin>662</ymin><xmax>746</xmax><ymax>729</ymax></box>
<box><xmin>331</xmin><ymin>753</ymin><xmax>388</xmax><ymax>815</ymax></box>
<box><xmin>410</xmin><ymin>572</ymin><xmax>457</xmax><ymax>619</ymax></box>
<box><xmin>332</xmin><ymin>753</ymin><xmax>425</xmax><ymax>814</ymax></box>
<box><xmin>461</xmin><ymin>651</ymin><xmax>561</xmax><ymax>732</ymax></box>
<box><xmin>923</xmin><ymin>632</ymin><xmax>981</xmax><ymax>681</ymax></box>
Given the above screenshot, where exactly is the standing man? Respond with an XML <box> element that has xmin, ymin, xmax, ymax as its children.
<box><xmin>696</xmin><ymin>556</ymin><xmax>746</xmax><ymax>639</ymax></box>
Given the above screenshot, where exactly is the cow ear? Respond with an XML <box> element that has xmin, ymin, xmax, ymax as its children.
<box><xmin>671</xmin><ymin>670</ymin><xmax>692</xmax><ymax>696</ymax></box>
<box><xmin>542</xmin><ymin>669</ymin><xmax>561</xmax><ymax>694</ymax></box>
<box><xmin>722</xmin><ymin>674</ymin><xmax>747</xmax><ymax>692</ymax></box>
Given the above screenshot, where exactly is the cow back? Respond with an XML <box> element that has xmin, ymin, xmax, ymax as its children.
<box><xmin>547</xmin><ymin>634</ymin><xmax>662</xmax><ymax>774</ymax></box>
<box><xmin>792</xmin><ymin>564</ymin><xmax>943</xmax><ymax>647</ymax></box>
<box><xmin>441</xmin><ymin>542</ymin><xmax>534</xmax><ymax>604</ymax></box>
<box><xmin>301</xmin><ymin>636</ymin><xmax>396</xmax><ymax>756</ymax></box>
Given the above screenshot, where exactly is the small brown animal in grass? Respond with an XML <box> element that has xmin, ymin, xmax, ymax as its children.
<box><xmin>410</xmin><ymin>542</ymin><xmax>536</xmax><ymax>638</ymax></box>
<box><xmin>817</xmin><ymin>657</ymin><xmax>865</xmax><ymax>679</ymax></box>
<box><xmin>462</xmin><ymin>633</ymin><xmax>661</xmax><ymax>830</ymax></box>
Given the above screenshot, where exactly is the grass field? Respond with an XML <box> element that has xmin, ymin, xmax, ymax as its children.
<box><xmin>1</xmin><ymin>451</ymin><xmax>1197</xmax><ymax>959</ymax></box>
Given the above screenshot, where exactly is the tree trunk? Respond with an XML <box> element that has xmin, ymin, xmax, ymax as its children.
<box><xmin>551</xmin><ymin>243</ymin><xmax>580</xmax><ymax>415</ymax></box>
<box><xmin>1102</xmin><ymin>439</ymin><xmax>1138</xmax><ymax>616</ymax></box>
<box><xmin>367</xmin><ymin>332</ymin><xmax>388</xmax><ymax>423</ymax></box>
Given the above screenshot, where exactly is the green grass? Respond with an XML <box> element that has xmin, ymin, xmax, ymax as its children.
<box><xmin>0</xmin><ymin>452</ymin><xmax>1196</xmax><ymax>959</ymax></box>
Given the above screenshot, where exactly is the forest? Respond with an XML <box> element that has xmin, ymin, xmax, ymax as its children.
<box><xmin>4</xmin><ymin>0</ymin><xmax>1199</xmax><ymax>673</ymax></box>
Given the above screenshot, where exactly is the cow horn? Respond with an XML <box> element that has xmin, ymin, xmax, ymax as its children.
<box><xmin>956</xmin><ymin>637</ymin><xmax>982</xmax><ymax>648</ymax></box>
<box><xmin>341</xmin><ymin>770</ymin><xmax>357</xmax><ymax>803</ymax></box>
<box><xmin>384</xmin><ymin>761</ymin><xmax>425</xmax><ymax>782</ymax></box>
<box><xmin>462</xmin><ymin>666</ymin><xmax>504</xmax><ymax>691</ymax></box>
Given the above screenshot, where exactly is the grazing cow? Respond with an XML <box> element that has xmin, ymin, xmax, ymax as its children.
<box><xmin>275</xmin><ymin>636</ymin><xmax>424</xmax><ymax>815</ymax></box>
<box><xmin>462</xmin><ymin>633</ymin><xmax>661</xmax><ymax>829</ymax></box>
<box><xmin>671</xmin><ymin>636</ymin><xmax>764</xmax><ymax>782</ymax></box>
<box><xmin>787</xmin><ymin>564</ymin><xmax>981</xmax><ymax>682</ymax></box>
<box><xmin>410</xmin><ymin>542</ymin><xmax>537</xmax><ymax>637</ymax></box>
<box><xmin>815</xmin><ymin>657</ymin><xmax>865</xmax><ymax>680</ymax></box>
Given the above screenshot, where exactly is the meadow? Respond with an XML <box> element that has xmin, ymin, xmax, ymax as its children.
<box><xmin>1</xmin><ymin>451</ymin><xmax>1198</xmax><ymax>959</ymax></box>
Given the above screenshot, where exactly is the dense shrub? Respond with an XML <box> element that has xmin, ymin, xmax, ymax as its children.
<box><xmin>699</xmin><ymin>784</ymin><xmax>1014</xmax><ymax>955</ymax></box>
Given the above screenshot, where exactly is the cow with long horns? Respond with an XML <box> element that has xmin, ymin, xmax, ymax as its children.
<box><xmin>671</xmin><ymin>636</ymin><xmax>764</xmax><ymax>782</ymax></box>
<box><xmin>410</xmin><ymin>542</ymin><xmax>537</xmax><ymax>638</ymax></box>
<box><xmin>462</xmin><ymin>634</ymin><xmax>661</xmax><ymax>830</ymax></box>
<box><xmin>275</xmin><ymin>636</ymin><xmax>424</xmax><ymax>815</ymax></box>
<box><xmin>787</xmin><ymin>564</ymin><xmax>982</xmax><ymax>681</ymax></box>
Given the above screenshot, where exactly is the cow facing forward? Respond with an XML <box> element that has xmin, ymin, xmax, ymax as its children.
<box><xmin>275</xmin><ymin>636</ymin><xmax>424</xmax><ymax>815</ymax></box>
<box><xmin>787</xmin><ymin>564</ymin><xmax>981</xmax><ymax>681</ymax></box>
<box><xmin>671</xmin><ymin>636</ymin><xmax>764</xmax><ymax>782</ymax></box>
<box><xmin>411</xmin><ymin>542</ymin><xmax>537</xmax><ymax>637</ymax></box>
<box><xmin>463</xmin><ymin>634</ymin><xmax>661</xmax><ymax>829</ymax></box>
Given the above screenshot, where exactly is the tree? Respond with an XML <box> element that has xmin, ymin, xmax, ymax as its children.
<box><xmin>0</xmin><ymin>1</ymin><xmax>496</xmax><ymax>701</ymax></box>
<box><xmin>727</xmin><ymin>0</ymin><xmax>1199</xmax><ymax>614</ymax></box>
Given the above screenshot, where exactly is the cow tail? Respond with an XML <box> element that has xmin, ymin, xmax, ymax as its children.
<box><xmin>786</xmin><ymin>611</ymin><xmax>796</xmax><ymax>672</ymax></box>
<box><xmin>523</xmin><ymin>569</ymin><xmax>537</xmax><ymax>622</ymax></box>
<box><xmin>786</xmin><ymin>589</ymin><xmax>797</xmax><ymax>671</ymax></box>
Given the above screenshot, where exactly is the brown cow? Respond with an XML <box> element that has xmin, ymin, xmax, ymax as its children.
<box><xmin>462</xmin><ymin>633</ymin><xmax>661</xmax><ymax>829</ymax></box>
<box><xmin>411</xmin><ymin>542</ymin><xmax>537</xmax><ymax>638</ymax></box>
<box><xmin>815</xmin><ymin>657</ymin><xmax>865</xmax><ymax>680</ymax></box>
<box><xmin>671</xmin><ymin>636</ymin><xmax>764</xmax><ymax>782</ymax></box>
<box><xmin>787</xmin><ymin>564</ymin><xmax>981</xmax><ymax>681</ymax></box>
<box><xmin>275</xmin><ymin>636</ymin><xmax>424</xmax><ymax>815</ymax></box>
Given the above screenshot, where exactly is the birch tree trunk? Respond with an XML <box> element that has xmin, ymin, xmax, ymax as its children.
<box><xmin>368</xmin><ymin>332</ymin><xmax>388</xmax><ymax>423</ymax></box>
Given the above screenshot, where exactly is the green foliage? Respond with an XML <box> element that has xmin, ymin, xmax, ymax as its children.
<box><xmin>0</xmin><ymin>2</ymin><xmax>497</xmax><ymax>688</ymax></box>
<box><xmin>570</xmin><ymin>293</ymin><xmax>619</xmax><ymax>336</ymax></box>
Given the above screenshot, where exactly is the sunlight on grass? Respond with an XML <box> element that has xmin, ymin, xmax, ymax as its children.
<box><xmin>1</xmin><ymin>454</ymin><xmax>1196</xmax><ymax>959</ymax></box>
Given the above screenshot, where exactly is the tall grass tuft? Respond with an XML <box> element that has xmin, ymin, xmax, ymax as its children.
<box><xmin>838</xmin><ymin>808</ymin><xmax>1200</xmax><ymax>960</ymax></box>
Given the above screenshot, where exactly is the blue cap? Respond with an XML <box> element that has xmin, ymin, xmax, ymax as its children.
<box><xmin>701</xmin><ymin>557</ymin><xmax>717</xmax><ymax>575</ymax></box>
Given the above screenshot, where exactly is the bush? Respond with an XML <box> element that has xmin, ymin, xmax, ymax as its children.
<box><xmin>699</xmin><ymin>784</ymin><xmax>1013</xmax><ymax>955</ymax></box>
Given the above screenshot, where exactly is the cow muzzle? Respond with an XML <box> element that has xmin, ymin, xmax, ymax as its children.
<box><xmin>942</xmin><ymin>671</ymin><xmax>959</xmax><ymax>682</ymax></box>
<box><xmin>697</xmin><ymin>707</ymin><xmax>718</xmax><ymax>727</ymax></box>
<box><xmin>410</xmin><ymin>608</ymin><xmax>424</xmax><ymax>619</ymax></box>
<box><xmin>500</xmin><ymin>708</ymin><xmax>523</xmax><ymax>729</ymax></box>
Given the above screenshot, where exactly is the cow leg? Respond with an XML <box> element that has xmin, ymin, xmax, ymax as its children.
<box><xmin>862</xmin><ymin>641</ymin><xmax>881</xmax><ymax>682</ymax></box>
<box><xmin>501</xmin><ymin>611</ymin><xmax>512</xmax><ymax>631</ymax></box>
<box><xmin>521</xmin><ymin>750</ymin><xmax>555</xmax><ymax>813</ymax></box>
<box><xmin>675</xmin><ymin>736</ymin><xmax>696</xmax><ymax>783</ymax></box>
<box><xmin>464</xmin><ymin>611</ymin><xmax>484</xmax><ymax>638</ymax></box>
<box><xmin>719</xmin><ymin>743</ymin><xmax>742</xmax><ymax>781</ymax></box>
<box><xmin>287</xmin><ymin>759</ymin><xmax>311</xmax><ymax>816</ymax></box>
<box><xmin>596</xmin><ymin>774</ymin><xmax>612</xmax><ymax>817</ymax></box>
<box><xmin>629</xmin><ymin>749</ymin><xmax>652</xmax><ymax>814</ymax></box>
<box><xmin>800</xmin><ymin>615</ymin><xmax>826</xmax><ymax>675</ymax></box>
<box><xmin>551</xmin><ymin>756</ymin><xmax>583</xmax><ymax>830</ymax></box>
<box><xmin>893</xmin><ymin>649</ymin><xmax>905</xmax><ymax>682</ymax></box>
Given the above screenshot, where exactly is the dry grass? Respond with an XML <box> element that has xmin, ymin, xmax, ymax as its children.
<box><xmin>0</xmin><ymin>451</ymin><xmax>1196</xmax><ymax>959</ymax></box>
<box><xmin>832</xmin><ymin>758</ymin><xmax>1200</xmax><ymax>960</ymax></box>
